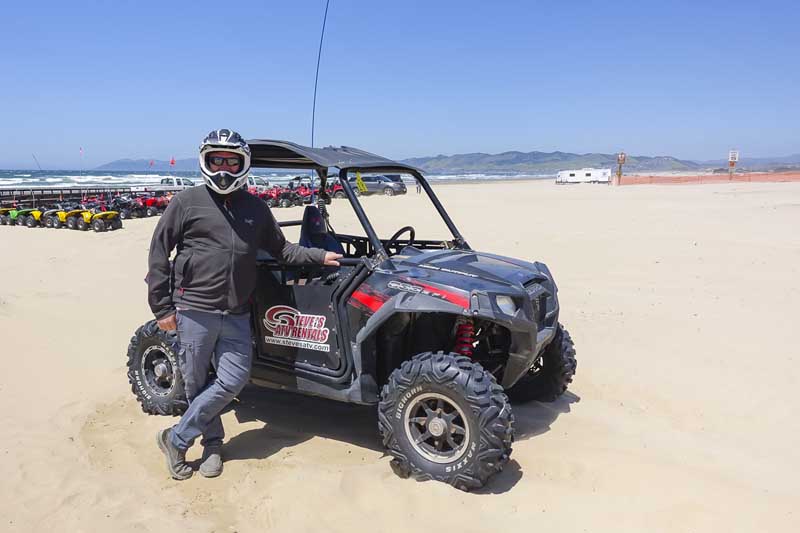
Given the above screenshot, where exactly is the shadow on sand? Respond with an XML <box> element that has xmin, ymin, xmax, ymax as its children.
<box><xmin>220</xmin><ymin>385</ymin><xmax>579</xmax><ymax>493</ymax></box>
<box><xmin>222</xmin><ymin>385</ymin><xmax>382</xmax><ymax>463</ymax></box>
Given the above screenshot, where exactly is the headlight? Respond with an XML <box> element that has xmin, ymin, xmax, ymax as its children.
<box><xmin>495</xmin><ymin>295</ymin><xmax>517</xmax><ymax>315</ymax></box>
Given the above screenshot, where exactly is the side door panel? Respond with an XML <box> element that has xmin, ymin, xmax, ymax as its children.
<box><xmin>252</xmin><ymin>265</ymin><xmax>341</xmax><ymax>371</ymax></box>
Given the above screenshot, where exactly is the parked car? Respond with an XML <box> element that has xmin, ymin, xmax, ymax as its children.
<box><xmin>347</xmin><ymin>174</ymin><xmax>407</xmax><ymax>196</ymax></box>
<box><xmin>159</xmin><ymin>177</ymin><xmax>197</xmax><ymax>189</ymax></box>
<box><xmin>247</xmin><ymin>176</ymin><xmax>271</xmax><ymax>194</ymax></box>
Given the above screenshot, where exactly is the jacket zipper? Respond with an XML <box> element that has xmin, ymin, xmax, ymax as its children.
<box><xmin>222</xmin><ymin>197</ymin><xmax>235</xmax><ymax>311</ymax></box>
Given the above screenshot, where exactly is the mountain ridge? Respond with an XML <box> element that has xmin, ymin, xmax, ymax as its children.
<box><xmin>95</xmin><ymin>151</ymin><xmax>800</xmax><ymax>173</ymax></box>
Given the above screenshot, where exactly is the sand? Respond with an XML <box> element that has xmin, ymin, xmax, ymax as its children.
<box><xmin>1</xmin><ymin>180</ymin><xmax>798</xmax><ymax>532</ymax></box>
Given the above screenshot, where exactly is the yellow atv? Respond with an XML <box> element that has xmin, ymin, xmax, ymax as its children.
<box><xmin>60</xmin><ymin>208</ymin><xmax>123</xmax><ymax>232</ymax></box>
<box><xmin>0</xmin><ymin>207</ymin><xmax>15</xmax><ymax>225</ymax></box>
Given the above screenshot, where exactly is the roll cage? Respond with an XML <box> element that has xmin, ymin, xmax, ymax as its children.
<box><xmin>248</xmin><ymin>139</ymin><xmax>471</xmax><ymax>263</ymax></box>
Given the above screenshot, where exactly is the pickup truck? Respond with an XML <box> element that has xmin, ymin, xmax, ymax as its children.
<box><xmin>159</xmin><ymin>177</ymin><xmax>197</xmax><ymax>189</ymax></box>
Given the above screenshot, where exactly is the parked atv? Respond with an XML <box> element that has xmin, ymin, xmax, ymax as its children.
<box><xmin>126</xmin><ymin>140</ymin><xmax>576</xmax><ymax>491</ymax></box>
<box><xmin>258</xmin><ymin>186</ymin><xmax>282</xmax><ymax>208</ymax></box>
<box><xmin>0</xmin><ymin>207</ymin><xmax>16</xmax><ymax>225</ymax></box>
<box><xmin>8</xmin><ymin>208</ymin><xmax>43</xmax><ymax>227</ymax></box>
<box><xmin>59</xmin><ymin>207</ymin><xmax>123</xmax><ymax>232</ymax></box>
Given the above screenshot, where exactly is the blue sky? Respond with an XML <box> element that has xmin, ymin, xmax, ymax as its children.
<box><xmin>1</xmin><ymin>0</ymin><xmax>798</xmax><ymax>168</ymax></box>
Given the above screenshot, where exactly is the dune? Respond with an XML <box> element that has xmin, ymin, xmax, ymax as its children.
<box><xmin>0</xmin><ymin>180</ymin><xmax>798</xmax><ymax>532</ymax></box>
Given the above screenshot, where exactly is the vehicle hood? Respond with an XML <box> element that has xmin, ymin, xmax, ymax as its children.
<box><xmin>388</xmin><ymin>248</ymin><xmax>555</xmax><ymax>296</ymax></box>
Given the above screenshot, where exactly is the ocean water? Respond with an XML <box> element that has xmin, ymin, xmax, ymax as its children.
<box><xmin>0</xmin><ymin>169</ymin><xmax>552</xmax><ymax>188</ymax></box>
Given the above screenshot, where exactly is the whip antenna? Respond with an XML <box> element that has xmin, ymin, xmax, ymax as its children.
<box><xmin>31</xmin><ymin>153</ymin><xmax>43</xmax><ymax>172</ymax></box>
<box><xmin>311</xmin><ymin>0</ymin><xmax>331</xmax><ymax>149</ymax></box>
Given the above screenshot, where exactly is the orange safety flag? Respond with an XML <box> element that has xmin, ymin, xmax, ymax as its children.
<box><xmin>169</xmin><ymin>157</ymin><xmax>176</xmax><ymax>167</ymax></box>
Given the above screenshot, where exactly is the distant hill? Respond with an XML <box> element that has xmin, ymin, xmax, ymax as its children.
<box><xmin>96</xmin><ymin>151</ymin><xmax>800</xmax><ymax>174</ymax></box>
<box><xmin>401</xmin><ymin>151</ymin><xmax>700</xmax><ymax>174</ymax></box>
<box><xmin>95</xmin><ymin>158</ymin><xmax>197</xmax><ymax>171</ymax></box>
<box><xmin>695</xmin><ymin>154</ymin><xmax>800</xmax><ymax>172</ymax></box>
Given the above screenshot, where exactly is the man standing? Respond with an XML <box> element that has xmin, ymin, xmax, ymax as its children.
<box><xmin>148</xmin><ymin>129</ymin><xmax>341</xmax><ymax>480</ymax></box>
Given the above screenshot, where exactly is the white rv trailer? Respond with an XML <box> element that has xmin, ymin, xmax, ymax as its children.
<box><xmin>556</xmin><ymin>168</ymin><xmax>611</xmax><ymax>184</ymax></box>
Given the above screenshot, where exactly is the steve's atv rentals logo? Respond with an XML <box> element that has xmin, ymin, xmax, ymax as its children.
<box><xmin>262</xmin><ymin>305</ymin><xmax>330</xmax><ymax>352</ymax></box>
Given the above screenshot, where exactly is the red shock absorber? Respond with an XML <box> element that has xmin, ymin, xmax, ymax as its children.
<box><xmin>453</xmin><ymin>318</ymin><xmax>475</xmax><ymax>357</ymax></box>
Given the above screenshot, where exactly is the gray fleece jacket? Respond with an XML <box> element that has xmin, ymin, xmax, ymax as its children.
<box><xmin>148</xmin><ymin>185</ymin><xmax>326</xmax><ymax>319</ymax></box>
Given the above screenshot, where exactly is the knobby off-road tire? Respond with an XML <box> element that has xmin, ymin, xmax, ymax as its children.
<box><xmin>378</xmin><ymin>351</ymin><xmax>514</xmax><ymax>491</ymax></box>
<box><xmin>77</xmin><ymin>217</ymin><xmax>89</xmax><ymax>231</ymax></box>
<box><xmin>26</xmin><ymin>216</ymin><xmax>38</xmax><ymax>228</ymax></box>
<box><xmin>507</xmin><ymin>325</ymin><xmax>577</xmax><ymax>403</ymax></box>
<box><xmin>127</xmin><ymin>320</ymin><xmax>188</xmax><ymax>416</ymax></box>
<box><xmin>333</xmin><ymin>190</ymin><xmax>346</xmax><ymax>199</ymax></box>
<box><xmin>92</xmin><ymin>218</ymin><xmax>107</xmax><ymax>232</ymax></box>
<box><xmin>383</xmin><ymin>187</ymin><xmax>395</xmax><ymax>196</ymax></box>
<box><xmin>279</xmin><ymin>198</ymin><xmax>292</xmax><ymax>208</ymax></box>
<box><xmin>111</xmin><ymin>218</ymin><xmax>123</xmax><ymax>230</ymax></box>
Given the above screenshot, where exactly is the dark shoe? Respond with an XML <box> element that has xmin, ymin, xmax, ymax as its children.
<box><xmin>199</xmin><ymin>446</ymin><xmax>223</xmax><ymax>478</ymax></box>
<box><xmin>157</xmin><ymin>428</ymin><xmax>193</xmax><ymax>480</ymax></box>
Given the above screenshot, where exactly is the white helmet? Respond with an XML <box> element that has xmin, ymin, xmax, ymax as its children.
<box><xmin>198</xmin><ymin>129</ymin><xmax>251</xmax><ymax>194</ymax></box>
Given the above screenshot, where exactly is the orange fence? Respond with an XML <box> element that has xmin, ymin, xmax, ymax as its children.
<box><xmin>617</xmin><ymin>172</ymin><xmax>800</xmax><ymax>186</ymax></box>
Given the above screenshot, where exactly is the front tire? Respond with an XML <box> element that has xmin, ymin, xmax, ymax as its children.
<box><xmin>384</xmin><ymin>187</ymin><xmax>395</xmax><ymax>196</ymax></box>
<box><xmin>92</xmin><ymin>218</ymin><xmax>107</xmax><ymax>232</ymax></box>
<box><xmin>126</xmin><ymin>320</ymin><xmax>188</xmax><ymax>416</ymax></box>
<box><xmin>378</xmin><ymin>351</ymin><xmax>514</xmax><ymax>491</ymax></box>
<box><xmin>507</xmin><ymin>325</ymin><xmax>577</xmax><ymax>403</ymax></box>
<box><xmin>77</xmin><ymin>217</ymin><xmax>89</xmax><ymax>231</ymax></box>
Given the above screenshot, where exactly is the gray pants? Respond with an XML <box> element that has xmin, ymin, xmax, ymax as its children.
<box><xmin>171</xmin><ymin>309</ymin><xmax>253</xmax><ymax>451</ymax></box>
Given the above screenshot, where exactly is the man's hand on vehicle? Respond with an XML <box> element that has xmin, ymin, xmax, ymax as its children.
<box><xmin>323</xmin><ymin>252</ymin><xmax>343</xmax><ymax>266</ymax></box>
<box><xmin>157</xmin><ymin>313</ymin><xmax>177</xmax><ymax>331</ymax></box>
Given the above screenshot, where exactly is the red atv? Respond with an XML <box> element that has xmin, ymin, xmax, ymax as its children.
<box><xmin>134</xmin><ymin>194</ymin><xmax>168</xmax><ymax>216</ymax></box>
<box><xmin>258</xmin><ymin>186</ymin><xmax>282</xmax><ymax>208</ymax></box>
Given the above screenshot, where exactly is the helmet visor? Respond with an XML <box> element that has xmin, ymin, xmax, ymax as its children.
<box><xmin>205</xmin><ymin>153</ymin><xmax>243</xmax><ymax>171</ymax></box>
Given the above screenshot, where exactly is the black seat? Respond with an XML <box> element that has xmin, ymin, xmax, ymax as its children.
<box><xmin>298</xmin><ymin>205</ymin><xmax>345</xmax><ymax>255</ymax></box>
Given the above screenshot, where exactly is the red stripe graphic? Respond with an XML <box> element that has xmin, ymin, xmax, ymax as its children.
<box><xmin>351</xmin><ymin>289</ymin><xmax>386</xmax><ymax>312</ymax></box>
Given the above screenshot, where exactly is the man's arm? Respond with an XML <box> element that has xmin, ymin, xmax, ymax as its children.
<box><xmin>261</xmin><ymin>206</ymin><xmax>336</xmax><ymax>265</ymax></box>
<box><xmin>148</xmin><ymin>197</ymin><xmax>184</xmax><ymax>321</ymax></box>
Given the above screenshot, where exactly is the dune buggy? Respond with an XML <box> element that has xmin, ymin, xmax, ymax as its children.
<box><xmin>127</xmin><ymin>140</ymin><xmax>576</xmax><ymax>491</ymax></box>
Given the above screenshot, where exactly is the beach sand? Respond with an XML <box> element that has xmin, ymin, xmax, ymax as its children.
<box><xmin>1</xmin><ymin>181</ymin><xmax>798</xmax><ymax>532</ymax></box>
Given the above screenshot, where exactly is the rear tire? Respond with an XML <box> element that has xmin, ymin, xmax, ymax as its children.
<box><xmin>333</xmin><ymin>190</ymin><xmax>346</xmax><ymax>199</ymax></box>
<box><xmin>92</xmin><ymin>218</ymin><xmax>107</xmax><ymax>232</ymax></box>
<box><xmin>111</xmin><ymin>218</ymin><xmax>123</xmax><ymax>230</ymax></box>
<box><xmin>66</xmin><ymin>216</ymin><xmax>77</xmax><ymax>230</ymax></box>
<box><xmin>16</xmin><ymin>216</ymin><xmax>27</xmax><ymax>227</ymax></box>
<box><xmin>378</xmin><ymin>351</ymin><xmax>514</xmax><ymax>491</ymax></box>
<box><xmin>119</xmin><ymin>209</ymin><xmax>129</xmax><ymax>220</ymax></box>
<box><xmin>0</xmin><ymin>215</ymin><xmax>6</xmax><ymax>225</ymax></box>
<box><xmin>507</xmin><ymin>325</ymin><xmax>577</xmax><ymax>403</ymax></box>
<box><xmin>52</xmin><ymin>217</ymin><xmax>63</xmax><ymax>229</ymax></box>
<box><xmin>26</xmin><ymin>216</ymin><xmax>38</xmax><ymax>228</ymax></box>
<box><xmin>77</xmin><ymin>217</ymin><xmax>88</xmax><ymax>231</ymax></box>
<box><xmin>384</xmin><ymin>187</ymin><xmax>395</xmax><ymax>196</ymax></box>
<box><xmin>146</xmin><ymin>206</ymin><xmax>157</xmax><ymax>217</ymax></box>
<box><xmin>127</xmin><ymin>320</ymin><xmax>188</xmax><ymax>416</ymax></box>
<box><xmin>265</xmin><ymin>198</ymin><xmax>277</xmax><ymax>208</ymax></box>
<box><xmin>279</xmin><ymin>198</ymin><xmax>292</xmax><ymax>208</ymax></box>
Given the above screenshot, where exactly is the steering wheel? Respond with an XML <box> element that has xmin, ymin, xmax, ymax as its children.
<box><xmin>385</xmin><ymin>225</ymin><xmax>416</xmax><ymax>254</ymax></box>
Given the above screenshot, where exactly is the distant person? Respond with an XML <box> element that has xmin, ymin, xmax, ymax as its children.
<box><xmin>416</xmin><ymin>180</ymin><xmax>422</xmax><ymax>194</ymax></box>
<box><xmin>147</xmin><ymin>129</ymin><xmax>341</xmax><ymax>480</ymax></box>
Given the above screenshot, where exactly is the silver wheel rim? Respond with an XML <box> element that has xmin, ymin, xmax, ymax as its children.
<box><xmin>140</xmin><ymin>345</ymin><xmax>175</xmax><ymax>397</ymax></box>
<box><xmin>403</xmin><ymin>392</ymin><xmax>471</xmax><ymax>464</ymax></box>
